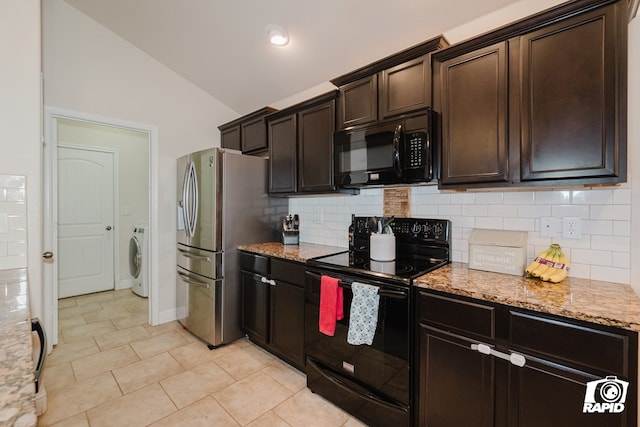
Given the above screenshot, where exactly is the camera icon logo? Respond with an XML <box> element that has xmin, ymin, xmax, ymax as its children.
<box><xmin>583</xmin><ymin>376</ymin><xmax>629</xmax><ymax>414</ymax></box>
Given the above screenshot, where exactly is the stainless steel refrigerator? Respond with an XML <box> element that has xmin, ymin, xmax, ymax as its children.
<box><xmin>176</xmin><ymin>148</ymin><xmax>283</xmax><ymax>348</ymax></box>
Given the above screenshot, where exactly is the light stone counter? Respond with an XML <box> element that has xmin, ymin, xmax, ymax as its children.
<box><xmin>415</xmin><ymin>262</ymin><xmax>640</xmax><ymax>332</ymax></box>
<box><xmin>0</xmin><ymin>268</ymin><xmax>37</xmax><ymax>427</ymax></box>
<box><xmin>238</xmin><ymin>242</ymin><xmax>345</xmax><ymax>263</ymax></box>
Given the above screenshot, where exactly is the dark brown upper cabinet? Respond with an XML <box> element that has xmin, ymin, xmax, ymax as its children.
<box><xmin>434</xmin><ymin>0</ymin><xmax>627</xmax><ymax>189</ymax></box>
<box><xmin>436</xmin><ymin>42</ymin><xmax>509</xmax><ymax>186</ymax></box>
<box><xmin>218</xmin><ymin>107</ymin><xmax>277</xmax><ymax>154</ymax></box>
<box><xmin>331</xmin><ymin>35</ymin><xmax>448</xmax><ymax>129</ymax></box>
<box><xmin>268</xmin><ymin>91</ymin><xmax>346</xmax><ymax>195</ymax></box>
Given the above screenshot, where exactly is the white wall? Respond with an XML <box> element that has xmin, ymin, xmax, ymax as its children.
<box><xmin>57</xmin><ymin>119</ymin><xmax>149</xmax><ymax>286</ymax></box>
<box><xmin>42</xmin><ymin>0</ymin><xmax>237</xmax><ymax>322</ymax></box>
<box><xmin>0</xmin><ymin>1</ymin><xmax>42</xmax><ymax>318</ymax></box>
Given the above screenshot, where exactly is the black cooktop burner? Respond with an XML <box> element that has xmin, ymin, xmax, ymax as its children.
<box><xmin>308</xmin><ymin>250</ymin><xmax>447</xmax><ymax>284</ymax></box>
<box><xmin>308</xmin><ymin>217</ymin><xmax>452</xmax><ymax>285</ymax></box>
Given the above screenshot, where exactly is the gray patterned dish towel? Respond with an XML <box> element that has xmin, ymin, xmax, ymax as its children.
<box><xmin>347</xmin><ymin>282</ymin><xmax>380</xmax><ymax>345</ymax></box>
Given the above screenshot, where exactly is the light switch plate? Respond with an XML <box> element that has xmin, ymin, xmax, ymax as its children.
<box><xmin>540</xmin><ymin>217</ymin><xmax>561</xmax><ymax>237</ymax></box>
<box><xmin>0</xmin><ymin>213</ymin><xmax>8</xmax><ymax>234</ymax></box>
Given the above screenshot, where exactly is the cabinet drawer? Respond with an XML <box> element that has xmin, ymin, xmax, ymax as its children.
<box><xmin>239</xmin><ymin>251</ymin><xmax>270</xmax><ymax>276</ymax></box>
<box><xmin>509</xmin><ymin>311</ymin><xmax>629</xmax><ymax>376</ymax></box>
<box><xmin>417</xmin><ymin>291</ymin><xmax>494</xmax><ymax>340</ymax></box>
<box><xmin>271</xmin><ymin>258</ymin><xmax>306</xmax><ymax>285</ymax></box>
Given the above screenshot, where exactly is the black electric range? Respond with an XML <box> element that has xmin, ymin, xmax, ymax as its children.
<box><xmin>304</xmin><ymin>217</ymin><xmax>451</xmax><ymax>427</ymax></box>
<box><xmin>307</xmin><ymin>217</ymin><xmax>451</xmax><ymax>285</ymax></box>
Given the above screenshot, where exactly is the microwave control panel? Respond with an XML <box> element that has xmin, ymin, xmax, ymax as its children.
<box><xmin>407</xmin><ymin>131</ymin><xmax>427</xmax><ymax>168</ymax></box>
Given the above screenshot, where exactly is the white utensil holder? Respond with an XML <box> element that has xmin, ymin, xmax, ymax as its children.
<box><xmin>370</xmin><ymin>233</ymin><xmax>396</xmax><ymax>261</ymax></box>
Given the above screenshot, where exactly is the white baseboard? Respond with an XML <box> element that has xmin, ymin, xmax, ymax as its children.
<box><xmin>119</xmin><ymin>278</ymin><xmax>134</xmax><ymax>290</ymax></box>
<box><xmin>156</xmin><ymin>308</ymin><xmax>177</xmax><ymax>326</ymax></box>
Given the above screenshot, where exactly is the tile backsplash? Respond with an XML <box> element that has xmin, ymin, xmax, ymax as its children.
<box><xmin>289</xmin><ymin>185</ymin><xmax>631</xmax><ymax>284</ymax></box>
<box><xmin>0</xmin><ymin>175</ymin><xmax>27</xmax><ymax>270</ymax></box>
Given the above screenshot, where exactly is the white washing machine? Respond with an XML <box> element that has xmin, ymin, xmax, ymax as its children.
<box><xmin>129</xmin><ymin>225</ymin><xmax>149</xmax><ymax>297</ymax></box>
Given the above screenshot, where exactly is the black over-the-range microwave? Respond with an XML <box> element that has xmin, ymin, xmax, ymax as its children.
<box><xmin>334</xmin><ymin>109</ymin><xmax>436</xmax><ymax>188</ymax></box>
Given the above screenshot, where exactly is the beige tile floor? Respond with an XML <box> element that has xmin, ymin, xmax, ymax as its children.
<box><xmin>38</xmin><ymin>289</ymin><xmax>367</xmax><ymax>427</ymax></box>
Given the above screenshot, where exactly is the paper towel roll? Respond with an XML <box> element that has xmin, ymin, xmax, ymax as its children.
<box><xmin>370</xmin><ymin>233</ymin><xmax>396</xmax><ymax>261</ymax></box>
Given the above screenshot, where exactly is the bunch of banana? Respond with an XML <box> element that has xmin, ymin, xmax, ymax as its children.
<box><xmin>524</xmin><ymin>244</ymin><xmax>570</xmax><ymax>283</ymax></box>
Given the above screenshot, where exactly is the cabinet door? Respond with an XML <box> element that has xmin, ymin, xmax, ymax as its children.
<box><xmin>436</xmin><ymin>42</ymin><xmax>509</xmax><ymax>187</ymax></box>
<box><xmin>220</xmin><ymin>124</ymin><xmax>241</xmax><ymax>151</ymax></box>
<box><xmin>338</xmin><ymin>75</ymin><xmax>377</xmax><ymax>129</ymax></box>
<box><xmin>519</xmin><ymin>4</ymin><xmax>625</xmax><ymax>182</ymax></box>
<box><xmin>418</xmin><ymin>324</ymin><xmax>495</xmax><ymax>427</ymax></box>
<box><xmin>242</xmin><ymin>116</ymin><xmax>268</xmax><ymax>153</ymax></box>
<box><xmin>298</xmin><ymin>99</ymin><xmax>336</xmax><ymax>192</ymax></box>
<box><xmin>270</xmin><ymin>279</ymin><xmax>305</xmax><ymax>369</ymax></box>
<box><xmin>268</xmin><ymin>113</ymin><xmax>297</xmax><ymax>193</ymax></box>
<box><xmin>380</xmin><ymin>54</ymin><xmax>431</xmax><ymax>120</ymax></box>
<box><xmin>240</xmin><ymin>270</ymin><xmax>269</xmax><ymax>346</ymax></box>
<box><xmin>509</xmin><ymin>355</ymin><xmax>628</xmax><ymax>427</ymax></box>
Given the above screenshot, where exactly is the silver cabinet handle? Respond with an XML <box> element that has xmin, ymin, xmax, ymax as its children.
<box><xmin>177</xmin><ymin>271</ymin><xmax>210</xmax><ymax>288</ymax></box>
<box><xmin>471</xmin><ymin>343</ymin><xmax>526</xmax><ymax>367</ymax></box>
<box><xmin>260</xmin><ymin>276</ymin><xmax>276</xmax><ymax>286</ymax></box>
<box><xmin>177</xmin><ymin>248</ymin><xmax>211</xmax><ymax>261</ymax></box>
<box><xmin>106</xmin><ymin>226</ymin><xmax>112</xmax><ymax>230</ymax></box>
<box><xmin>42</xmin><ymin>251</ymin><xmax>54</xmax><ymax>259</ymax></box>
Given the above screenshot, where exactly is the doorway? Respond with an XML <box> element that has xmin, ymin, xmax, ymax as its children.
<box><xmin>43</xmin><ymin>108</ymin><xmax>157</xmax><ymax>351</ymax></box>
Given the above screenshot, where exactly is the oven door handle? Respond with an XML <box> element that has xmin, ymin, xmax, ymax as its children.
<box><xmin>305</xmin><ymin>271</ymin><xmax>408</xmax><ymax>300</ymax></box>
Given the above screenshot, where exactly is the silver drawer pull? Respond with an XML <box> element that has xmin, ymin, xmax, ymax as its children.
<box><xmin>177</xmin><ymin>248</ymin><xmax>211</xmax><ymax>262</ymax></box>
<box><xmin>471</xmin><ymin>343</ymin><xmax>526</xmax><ymax>367</ymax></box>
<box><xmin>177</xmin><ymin>271</ymin><xmax>211</xmax><ymax>288</ymax></box>
<box><xmin>260</xmin><ymin>276</ymin><xmax>276</xmax><ymax>286</ymax></box>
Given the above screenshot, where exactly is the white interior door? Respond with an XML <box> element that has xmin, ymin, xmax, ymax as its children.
<box><xmin>57</xmin><ymin>146</ymin><xmax>115</xmax><ymax>298</ymax></box>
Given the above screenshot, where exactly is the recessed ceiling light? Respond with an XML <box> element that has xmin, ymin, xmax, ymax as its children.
<box><xmin>266</xmin><ymin>24</ymin><xmax>289</xmax><ymax>46</ymax></box>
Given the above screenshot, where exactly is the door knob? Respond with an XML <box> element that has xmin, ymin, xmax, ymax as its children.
<box><xmin>106</xmin><ymin>226</ymin><xmax>112</xmax><ymax>230</ymax></box>
<box><xmin>42</xmin><ymin>251</ymin><xmax>53</xmax><ymax>259</ymax></box>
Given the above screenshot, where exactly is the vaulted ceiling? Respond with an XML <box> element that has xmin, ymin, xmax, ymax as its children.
<box><xmin>63</xmin><ymin>0</ymin><xmax>524</xmax><ymax>115</ymax></box>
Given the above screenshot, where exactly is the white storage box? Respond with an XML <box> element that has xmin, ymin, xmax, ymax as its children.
<box><xmin>468</xmin><ymin>229</ymin><xmax>528</xmax><ymax>276</ymax></box>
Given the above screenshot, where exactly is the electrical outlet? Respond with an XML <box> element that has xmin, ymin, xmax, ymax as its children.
<box><xmin>562</xmin><ymin>217</ymin><xmax>581</xmax><ymax>239</ymax></box>
<box><xmin>540</xmin><ymin>217</ymin><xmax>561</xmax><ymax>237</ymax></box>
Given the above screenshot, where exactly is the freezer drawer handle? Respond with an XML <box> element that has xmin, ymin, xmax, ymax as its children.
<box><xmin>177</xmin><ymin>271</ymin><xmax>211</xmax><ymax>288</ymax></box>
<box><xmin>471</xmin><ymin>343</ymin><xmax>526</xmax><ymax>367</ymax></box>
<box><xmin>177</xmin><ymin>248</ymin><xmax>211</xmax><ymax>262</ymax></box>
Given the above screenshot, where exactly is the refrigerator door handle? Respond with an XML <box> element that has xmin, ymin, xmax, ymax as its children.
<box><xmin>177</xmin><ymin>271</ymin><xmax>211</xmax><ymax>288</ymax></box>
<box><xmin>181</xmin><ymin>165</ymin><xmax>192</xmax><ymax>236</ymax></box>
<box><xmin>186</xmin><ymin>161</ymin><xmax>198</xmax><ymax>238</ymax></box>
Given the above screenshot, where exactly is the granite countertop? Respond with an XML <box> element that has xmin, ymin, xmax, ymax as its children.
<box><xmin>415</xmin><ymin>262</ymin><xmax>640</xmax><ymax>332</ymax></box>
<box><xmin>0</xmin><ymin>268</ymin><xmax>37</xmax><ymax>427</ymax></box>
<box><xmin>238</xmin><ymin>242</ymin><xmax>345</xmax><ymax>263</ymax></box>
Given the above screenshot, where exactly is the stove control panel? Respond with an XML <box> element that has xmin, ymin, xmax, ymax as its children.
<box><xmin>352</xmin><ymin>217</ymin><xmax>450</xmax><ymax>243</ymax></box>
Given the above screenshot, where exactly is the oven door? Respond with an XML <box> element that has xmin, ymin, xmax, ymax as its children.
<box><xmin>334</xmin><ymin>121</ymin><xmax>403</xmax><ymax>187</ymax></box>
<box><xmin>304</xmin><ymin>270</ymin><xmax>411</xmax><ymax>427</ymax></box>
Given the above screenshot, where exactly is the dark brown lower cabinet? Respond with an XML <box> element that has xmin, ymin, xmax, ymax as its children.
<box><xmin>240</xmin><ymin>270</ymin><xmax>270</xmax><ymax>347</ymax></box>
<box><xmin>508</xmin><ymin>355</ymin><xmax>618</xmax><ymax>427</ymax></box>
<box><xmin>417</xmin><ymin>325</ymin><xmax>495</xmax><ymax>427</ymax></box>
<box><xmin>415</xmin><ymin>289</ymin><xmax>638</xmax><ymax>427</ymax></box>
<box><xmin>269</xmin><ymin>276</ymin><xmax>305</xmax><ymax>368</ymax></box>
<box><xmin>240</xmin><ymin>251</ymin><xmax>305</xmax><ymax>370</ymax></box>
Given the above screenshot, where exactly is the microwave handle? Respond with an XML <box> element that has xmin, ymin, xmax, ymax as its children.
<box><xmin>392</xmin><ymin>123</ymin><xmax>403</xmax><ymax>177</ymax></box>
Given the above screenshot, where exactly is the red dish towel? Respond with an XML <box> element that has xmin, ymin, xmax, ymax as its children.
<box><xmin>319</xmin><ymin>275</ymin><xmax>344</xmax><ymax>336</ymax></box>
